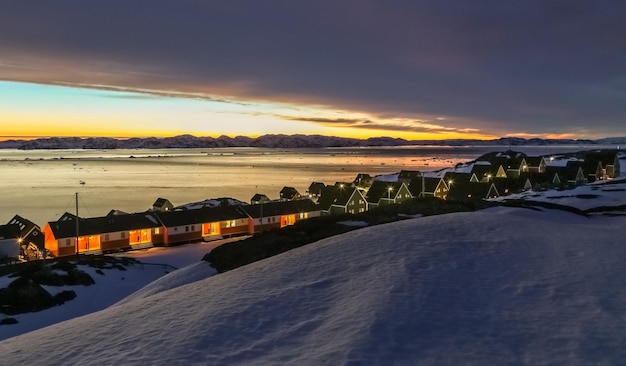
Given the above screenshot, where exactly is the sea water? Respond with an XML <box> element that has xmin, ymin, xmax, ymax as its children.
<box><xmin>0</xmin><ymin>145</ymin><xmax>603</xmax><ymax>226</ymax></box>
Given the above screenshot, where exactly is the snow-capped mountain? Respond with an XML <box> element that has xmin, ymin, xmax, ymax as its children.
<box><xmin>2</xmin><ymin>134</ymin><xmax>625</xmax><ymax>150</ymax></box>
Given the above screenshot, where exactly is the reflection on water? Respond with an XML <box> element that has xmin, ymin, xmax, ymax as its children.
<box><xmin>0</xmin><ymin>145</ymin><xmax>601</xmax><ymax>225</ymax></box>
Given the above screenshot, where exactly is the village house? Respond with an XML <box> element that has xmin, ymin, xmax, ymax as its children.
<box><xmin>480</xmin><ymin>154</ymin><xmax>528</xmax><ymax>178</ymax></box>
<box><xmin>7</xmin><ymin>215</ymin><xmax>45</xmax><ymax>260</ymax></box>
<box><xmin>398</xmin><ymin>170</ymin><xmax>422</xmax><ymax>185</ymax></box>
<box><xmin>280</xmin><ymin>186</ymin><xmax>302</xmax><ymax>201</ymax></box>
<box><xmin>318</xmin><ymin>185</ymin><xmax>368</xmax><ymax>215</ymax></box>
<box><xmin>447</xmin><ymin>181</ymin><xmax>499</xmax><ymax>202</ymax></box>
<box><xmin>471</xmin><ymin>164</ymin><xmax>506</xmax><ymax>182</ymax></box>
<box><xmin>365</xmin><ymin>181</ymin><xmax>412</xmax><ymax>208</ymax></box>
<box><xmin>353</xmin><ymin>173</ymin><xmax>373</xmax><ymax>188</ymax></box>
<box><xmin>525</xmin><ymin>156</ymin><xmax>547</xmax><ymax>174</ymax></box>
<box><xmin>242</xmin><ymin>199</ymin><xmax>321</xmax><ymax>233</ymax></box>
<box><xmin>408</xmin><ymin>177</ymin><xmax>449</xmax><ymax>200</ymax></box>
<box><xmin>250</xmin><ymin>193</ymin><xmax>271</xmax><ymax>205</ymax></box>
<box><xmin>307</xmin><ymin>182</ymin><xmax>326</xmax><ymax>198</ymax></box>
<box><xmin>44</xmin><ymin>212</ymin><xmax>164</xmax><ymax>256</ymax></box>
<box><xmin>151</xmin><ymin>198</ymin><xmax>174</xmax><ymax>212</ymax></box>
<box><xmin>154</xmin><ymin>205</ymin><xmax>250</xmax><ymax>246</ymax></box>
<box><xmin>582</xmin><ymin>150</ymin><xmax>621</xmax><ymax>180</ymax></box>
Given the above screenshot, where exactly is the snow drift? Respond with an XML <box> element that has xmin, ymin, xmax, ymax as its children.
<box><xmin>2</xmin><ymin>207</ymin><xmax>626</xmax><ymax>365</ymax></box>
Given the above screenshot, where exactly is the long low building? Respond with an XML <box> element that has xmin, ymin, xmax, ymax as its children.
<box><xmin>43</xmin><ymin>200</ymin><xmax>322</xmax><ymax>256</ymax></box>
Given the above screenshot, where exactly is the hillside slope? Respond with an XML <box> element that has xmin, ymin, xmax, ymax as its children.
<box><xmin>2</xmin><ymin>207</ymin><xmax>626</xmax><ymax>365</ymax></box>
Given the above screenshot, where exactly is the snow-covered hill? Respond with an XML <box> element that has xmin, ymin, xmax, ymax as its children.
<box><xmin>2</xmin><ymin>206</ymin><xmax>626</xmax><ymax>365</ymax></box>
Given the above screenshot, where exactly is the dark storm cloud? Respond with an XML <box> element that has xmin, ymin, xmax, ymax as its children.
<box><xmin>1</xmin><ymin>1</ymin><xmax>625</xmax><ymax>137</ymax></box>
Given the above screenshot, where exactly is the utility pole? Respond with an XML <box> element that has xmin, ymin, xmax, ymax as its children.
<box><xmin>75</xmin><ymin>192</ymin><xmax>79</xmax><ymax>256</ymax></box>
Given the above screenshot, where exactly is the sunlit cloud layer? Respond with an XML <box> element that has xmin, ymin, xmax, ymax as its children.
<box><xmin>1</xmin><ymin>1</ymin><xmax>625</xmax><ymax>139</ymax></box>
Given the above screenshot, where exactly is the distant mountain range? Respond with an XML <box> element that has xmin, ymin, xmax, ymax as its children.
<box><xmin>1</xmin><ymin>134</ymin><xmax>625</xmax><ymax>150</ymax></box>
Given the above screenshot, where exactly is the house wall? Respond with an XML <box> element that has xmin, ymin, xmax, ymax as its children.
<box><xmin>0</xmin><ymin>239</ymin><xmax>19</xmax><ymax>260</ymax></box>
<box><xmin>220</xmin><ymin>218</ymin><xmax>250</xmax><ymax>237</ymax></box>
<box><xmin>165</xmin><ymin>224</ymin><xmax>203</xmax><ymax>245</ymax></box>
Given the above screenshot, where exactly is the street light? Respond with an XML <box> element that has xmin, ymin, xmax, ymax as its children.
<box><xmin>387</xmin><ymin>186</ymin><xmax>393</xmax><ymax>201</ymax></box>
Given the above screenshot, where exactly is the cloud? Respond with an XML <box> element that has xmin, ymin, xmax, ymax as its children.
<box><xmin>0</xmin><ymin>1</ymin><xmax>625</xmax><ymax>138</ymax></box>
<box><xmin>281</xmin><ymin>116</ymin><xmax>480</xmax><ymax>135</ymax></box>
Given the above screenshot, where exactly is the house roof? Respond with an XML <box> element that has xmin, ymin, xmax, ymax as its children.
<box><xmin>7</xmin><ymin>215</ymin><xmax>40</xmax><ymax>235</ymax></box>
<box><xmin>154</xmin><ymin>206</ymin><xmax>249</xmax><ymax>227</ymax></box>
<box><xmin>398</xmin><ymin>170</ymin><xmax>422</xmax><ymax>180</ymax></box>
<box><xmin>365</xmin><ymin>181</ymin><xmax>407</xmax><ymax>203</ymax></box>
<box><xmin>582</xmin><ymin>150</ymin><xmax>619</xmax><ymax>166</ymax></box>
<box><xmin>470</xmin><ymin>164</ymin><xmax>498</xmax><ymax>179</ymax></box>
<box><xmin>152</xmin><ymin>197</ymin><xmax>171</xmax><ymax>208</ymax></box>
<box><xmin>251</xmin><ymin>193</ymin><xmax>270</xmax><ymax>202</ymax></box>
<box><xmin>443</xmin><ymin>172</ymin><xmax>474</xmax><ymax>185</ymax></box>
<box><xmin>48</xmin><ymin>212</ymin><xmax>163</xmax><ymax>239</ymax></box>
<box><xmin>242</xmin><ymin>199</ymin><xmax>319</xmax><ymax>218</ymax></box>
<box><xmin>280</xmin><ymin>186</ymin><xmax>300</xmax><ymax>199</ymax></box>
<box><xmin>308</xmin><ymin>182</ymin><xmax>326</xmax><ymax>195</ymax></box>
<box><xmin>423</xmin><ymin>177</ymin><xmax>445</xmax><ymax>193</ymax></box>
<box><xmin>318</xmin><ymin>186</ymin><xmax>361</xmax><ymax>210</ymax></box>
<box><xmin>448</xmin><ymin>182</ymin><xmax>498</xmax><ymax>201</ymax></box>
<box><xmin>524</xmin><ymin>156</ymin><xmax>545</xmax><ymax>167</ymax></box>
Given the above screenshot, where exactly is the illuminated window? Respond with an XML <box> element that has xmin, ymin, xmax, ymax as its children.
<box><xmin>155</xmin><ymin>228</ymin><xmax>160</xmax><ymax>234</ymax></box>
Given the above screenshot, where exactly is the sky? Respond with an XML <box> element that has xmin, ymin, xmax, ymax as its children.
<box><xmin>1</xmin><ymin>1</ymin><xmax>625</xmax><ymax>140</ymax></box>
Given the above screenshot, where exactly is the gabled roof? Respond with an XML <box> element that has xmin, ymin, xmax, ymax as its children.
<box><xmin>280</xmin><ymin>186</ymin><xmax>300</xmax><ymax>199</ymax></box>
<box><xmin>448</xmin><ymin>181</ymin><xmax>498</xmax><ymax>201</ymax></box>
<box><xmin>152</xmin><ymin>197</ymin><xmax>172</xmax><ymax>208</ymax></box>
<box><xmin>470</xmin><ymin>164</ymin><xmax>498</xmax><ymax>179</ymax></box>
<box><xmin>154</xmin><ymin>206</ymin><xmax>249</xmax><ymax>227</ymax></box>
<box><xmin>251</xmin><ymin>193</ymin><xmax>270</xmax><ymax>202</ymax></box>
<box><xmin>443</xmin><ymin>172</ymin><xmax>474</xmax><ymax>186</ymax></box>
<box><xmin>318</xmin><ymin>186</ymin><xmax>361</xmax><ymax>210</ymax></box>
<box><xmin>365</xmin><ymin>181</ymin><xmax>407</xmax><ymax>203</ymax></box>
<box><xmin>582</xmin><ymin>150</ymin><xmax>619</xmax><ymax>166</ymax></box>
<box><xmin>423</xmin><ymin>177</ymin><xmax>445</xmax><ymax>193</ymax></box>
<box><xmin>7</xmin><ymin>215</ymin><xmax>40</xmax><ymax>235</ymax></box>
<box><xmin>308</xmin><ymin>182</ymin><xmax>326</xmax><ymax>195</ymax></box>
<box><xmin>398</xmin><ymin>170</ymin><xmax>422</xmax><ymax>181</ymax></box>
<box><xmin>48</xmin><ymin>212</ymin><xmax>163</xmax><ymax>239</ymax></box>
<box><xmin>524</xmin><ymin>156</ymin><xmax>545</xmax><ymax>167</ymax></box>
<box><xmin>242</xmin><ymin>199</ymin><xmax>319</xmax><ymax>218</ymax></box>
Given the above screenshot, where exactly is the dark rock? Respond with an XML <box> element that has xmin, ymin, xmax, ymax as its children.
<box><xmin>0</xmin><ymin>277</ymin><xmax>56</xmax><ymax>315</ymax></box>
<box><xmin>54</xmin><ymin>290</ymin><xmax>77</xmax><ymax>305</ymax></box>
<box><xmin>1</xmin><ymin>317</ymin><xmax>18</xmax><ymax>325</ymax></box>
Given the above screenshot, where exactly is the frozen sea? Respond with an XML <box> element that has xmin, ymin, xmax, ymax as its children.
<box><xmin>0</xmin><ymin>145</ymin><xmax>607</xmax><ymax>226</ymax></box>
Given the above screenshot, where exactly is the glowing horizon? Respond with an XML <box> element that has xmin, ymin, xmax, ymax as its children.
<box><xmin>0</xmin><ymin>81</ymin><xmax>500</xmax><ymax>142</ymax></box>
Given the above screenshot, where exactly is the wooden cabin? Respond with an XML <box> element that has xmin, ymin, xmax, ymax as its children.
<box><xmin>353</xmin><ymin>173</ymin><xmax>373</xmax><ymax>188</ymax></box>
<box><xmin>251</xmin><ymin>193</ymin><xmax>271</xmax><ymax>205</ymax></box>
<box><xmin>366</xmin><ymin>181</ymin><xmax>413</xmax><ymax>208</ymax></box>
<box><xmin>318</xmin><ymin>185</ymin><xmax>368</xmax><ymax>215</ymax></box>
<box><xmin>280</xmin><ymin>186</ymin><xmax>302</xmax><ymax>201</ymax></box>
<box><xmin>307</xmin><ymin>182</ymin><xmax>326</xmax><ymax>198</ymax></box>
<box><xmin>448</xmin><ymin>181</ymin><xmax>499</xmax><ymax>202</ymax></box>
<box><xmin>7</xmin><ymin>215</ymin><xmax>45</xmax><ymax>260</ymax></box>
<box><xmin>152</xmin><ymin>198</ymin><xmax>174</xmax><ymax>212</ymax></box>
